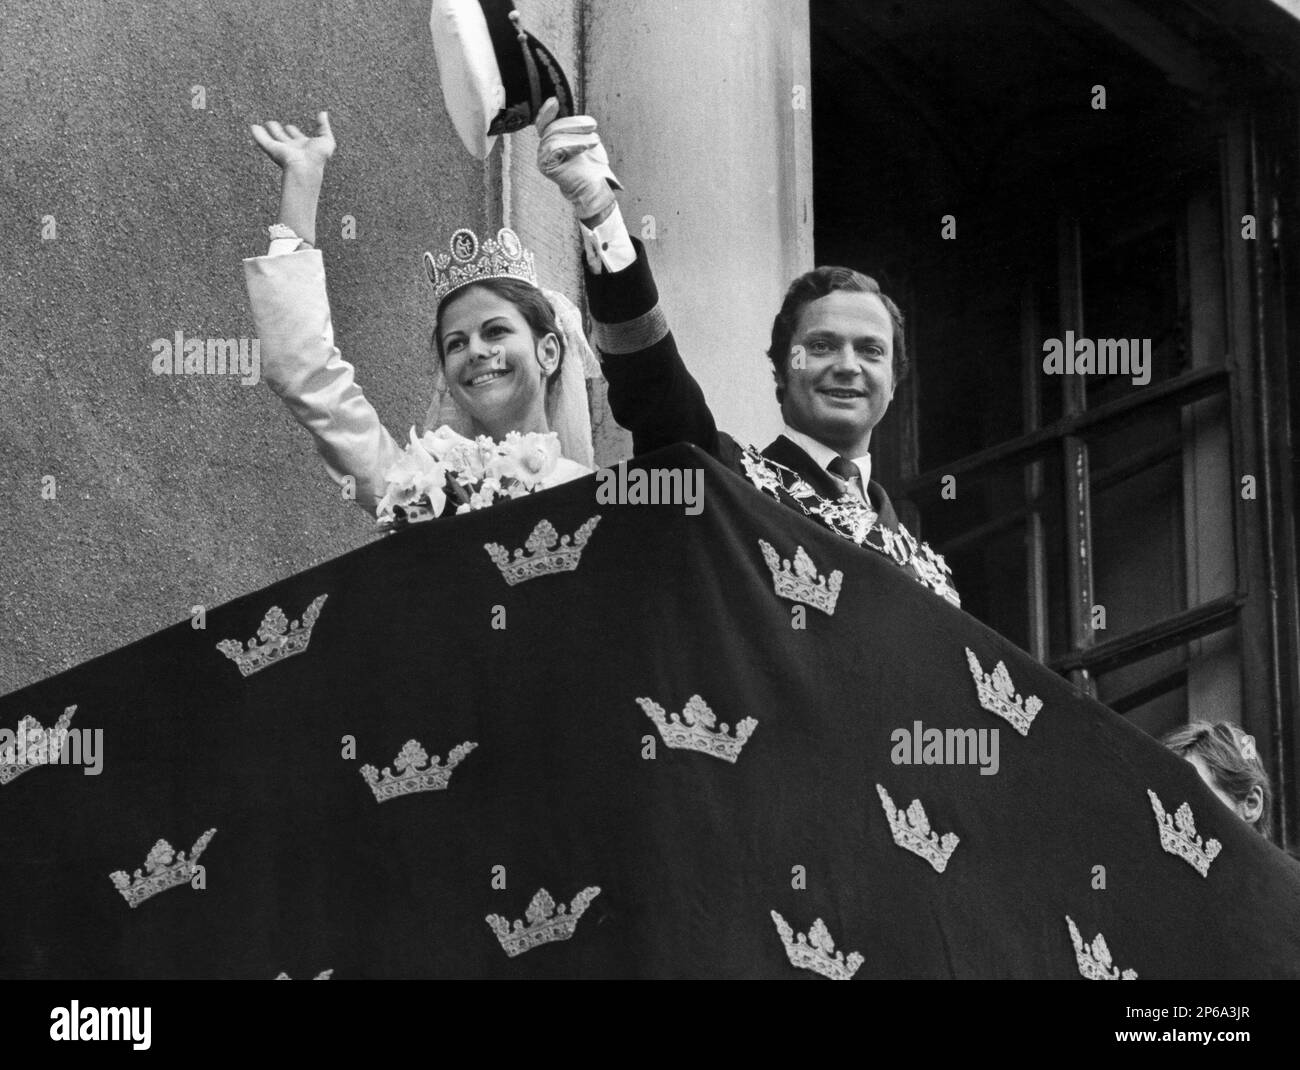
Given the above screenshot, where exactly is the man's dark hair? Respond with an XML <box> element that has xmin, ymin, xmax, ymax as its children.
<box><xmin>766</xmin><ymin>267</ymin><xmax>908</xmax><ymax>402</ymax></box>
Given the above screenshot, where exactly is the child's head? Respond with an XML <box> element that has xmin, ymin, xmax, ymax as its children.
<box><xmin>433</xmin><ymin>277</ymin><xmax>566</xmax><ymax>437</ymax></box>
<box><xmin>1161</xmin><ymin>721</ymin><xmax>1272</xmax><ymax>837</ymax></box>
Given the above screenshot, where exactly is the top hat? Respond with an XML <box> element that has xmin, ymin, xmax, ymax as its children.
<box><xmin>429</xmin><ymin>0</ymin><xmax>575</xmax><ymax>160</ymax></box>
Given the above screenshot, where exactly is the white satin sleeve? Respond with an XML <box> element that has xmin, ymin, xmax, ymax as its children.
<box><xmin>243</xmin><ymin>247</ymin><xmax>403</xmax><ymax>516</ymax></box>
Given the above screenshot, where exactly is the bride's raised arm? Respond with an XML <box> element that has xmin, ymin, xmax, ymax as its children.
<box><xmin>243</xmin><ymin>111</ymin><xmax>403</xmax><ymax>516</ymax></box>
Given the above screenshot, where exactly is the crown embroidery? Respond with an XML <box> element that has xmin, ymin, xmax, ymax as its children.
<box><xmin>770</xmin><ymin>911</ymin><xmax>862</xmax><ymax>980</ymax></box>
<box><xmin>876</xmin><ymin>784</ymin><xmax>960</xmax><ymax>873</ymax></box>
<box><xmin>0</xmin><ymin>705</ymin><xmax>76</xmax><ymax>786</ymax></box>
<box><xmin>275</xmin><ymin>970</ymin><xmax>333</xmax><ymax>979</ymax></box>
<box><xmin>360</xmin><ymin>739</ymin><xmax>477</xmax><ymax>802</ymax></box>
<box><xmin>109</xmin><ymin>829</ymin><xmax>217</xmax><ymax>909</ymax></box>
<box><xmin>217</xmin><ymin>594</ymin><xmax>328</xmax><ymax>677</ymax></box>
<box><xmin>1148</xmin><ymin>789</ymin><xmax>1222</xmax><ymax>878</ymax></box>
<box><xmin>965</xmin><ymin>648</ymin><xmax>1042</xmax><ymax>736</ymax></box>
<box><xmin>1065</xmin><ymin>915</ymin><xmax>1137</xmax><ymax>980</ymax></box>
<box><xmin>759</xmin><ymin>539</ymin><xmax>843</xmax><ymax>616</ymax></box>
<box><xmin>484</xmin><ymin>516</ymin><xmax>601</xmax><ymax>585</ymax></box>
<box><xmin>637</xmin><ymin>694</ymin><xmax>757</xmax><ymax>764</ymax></box>
<box><xmin>424</xmin><ymin>227</ymin><xmax>537</xmax><ymax>305</ymax></box>
<box><xmin>486</xmin><ymin>887</ymin><xmax>601</xmax><ymax>957</ymax></box>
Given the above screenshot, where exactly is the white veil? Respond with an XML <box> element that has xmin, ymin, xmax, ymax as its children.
<box><xmin>422</xmin><ymin>287</ymin><xmax>600</xmax><ymax>469</ymax></box>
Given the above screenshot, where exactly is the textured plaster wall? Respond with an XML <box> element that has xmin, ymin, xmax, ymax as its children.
<box><xmin>0</xmin><ymin>0</ymin><xmax>496</xmax><ymax>693</ymax></box>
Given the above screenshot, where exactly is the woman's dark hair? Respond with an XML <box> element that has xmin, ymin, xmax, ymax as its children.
<box><xmin>433</xmin><ymin>277</ymin><xmax>565</xmax><ymax>386</ymax></box>
<box><xmin>766</xmin><ymin>267</ymin><xmax>907</xmax><ymax>403</ymax></box>
<box><xmin>1161</xmin><ymin>720</ymin><xmax>1273</xmax><ymax>838</ymax></box>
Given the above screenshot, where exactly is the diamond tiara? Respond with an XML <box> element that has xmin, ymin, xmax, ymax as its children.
<box><xmin>424</xmin><ymin>227</ymin><xmax>538</xmax><ymax>307</ymax></box>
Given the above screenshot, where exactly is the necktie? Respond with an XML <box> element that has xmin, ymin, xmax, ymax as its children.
<box><xmin>827</xmin><ymin>456</ymin><xmax>865</xmax><ymax>502</ymax></box>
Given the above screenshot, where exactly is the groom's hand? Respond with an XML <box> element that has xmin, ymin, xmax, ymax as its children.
<box><xmin>535</xmin><ymin>98</ymin><xmax>622</xmax><ymax>223</ymax></box>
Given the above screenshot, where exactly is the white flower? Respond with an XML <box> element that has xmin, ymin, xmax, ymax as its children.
<box><xmin>420</xmin><ymin>424</ymin><xmax>469</xmax><ymax>460</ymax></box>
<box><xmin>493</xmin><ymin>431</ymin><xmax>561</xmax><ymax>489</ymax></box>
<box><xmin>444</xmin><ymin>437</ymin><xmax>487</xmax><ymax>482</ymax></box>
<box><xmin>376</xmin><ymin>427</ymin><xmax>449</xmax><ymax>521</ymax></box>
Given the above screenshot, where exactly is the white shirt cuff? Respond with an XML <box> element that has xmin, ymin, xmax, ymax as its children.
<box><xmin>580</xmin><ymin>204</ymin><xmax>636</xmax><ymax>274</ymax></box>
<box><xmin>268</xmin><ymin>236</ymin><xmax>307</xmax><ymax>257</ymax></box>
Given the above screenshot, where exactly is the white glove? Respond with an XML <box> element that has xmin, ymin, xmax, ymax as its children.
<box><xmin>535</xmin><ymin>97</ymin><xmax>623</xmax><ymax>220</ymax></box>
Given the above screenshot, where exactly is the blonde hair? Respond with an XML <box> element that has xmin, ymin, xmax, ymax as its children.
<box><xmin>1161</xmin><ymin>721</ymin><xmax>1272</xmax><ymax>837</ymax></box>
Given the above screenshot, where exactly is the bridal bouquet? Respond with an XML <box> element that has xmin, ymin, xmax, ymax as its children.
<box><xmin>376</xmin><ymin>426</ymin><xmax>562</xmax><ymax>527</ymax></box>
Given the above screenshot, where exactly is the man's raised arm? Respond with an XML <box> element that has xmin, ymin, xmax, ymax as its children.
<box><xmin>535</xmin><ymin>103</ymin><xmax>723</xmax><ymax>459</ymax></box>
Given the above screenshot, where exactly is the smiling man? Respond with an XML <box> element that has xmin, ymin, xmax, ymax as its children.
<box><xmin>759</xmin><ymin>270</ymin><xmax>905</xmax><ymax>512</ymax></box>
<box><xmin>535</xmin><ymin>105</ymin><xmax>928</xmax><ymax>556</ymax></box>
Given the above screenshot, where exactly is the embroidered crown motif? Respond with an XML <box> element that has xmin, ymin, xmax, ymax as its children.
<box><xmin>0</xmin><ymin>705</ymin><xmax>76</xmax><ymax>786</ymax></box>
<box><xmin>424</xmin><ymin>226</ymin><xmax>537</xmax><ymax>306</ymax></box>
<box><xmin>876</xmin><ymin>784</ymin><xmax>960</xmax><ymax>873</ymax></box>
<box><xmin>484</xmin><ymin>515</ymin><xmax>601</xmax><ymax>585</ymax></box>
<box><xmin>485</xmin><ymin>887</ymin><xmax>601</xmax><ymax>957</ymax></box>
<box><xmin>758</xmin><ymin>539</ymin><xmax>843</xmax><ymax>616</ymax></box>
<box><xmin>1065</xmin><ymin>915</ymin><xmax>1137</xmax><ymax>980</ymax></box>
<box><xmin>1148</xmin><ymin>789</ymin><xmax>1222</xmax><ymax>878</ymax></box>
<box><xmin>965</xmin><ymin>648</ymin><xmax>1042</xmax><ymax>736</ymax></box>
<box><xmin>275</xmin><ymin>970</ymin><xmax>333</xmax><ymax>979</ymax></box>
<box><xmin>217</xmin><ymin>594</ymin><xmax>328</xmax><ymax>677</ymax></box>
<box><xmin>110</xmin><ymin>829</ymin><xmax>217</xmax><ymax>909</ymax></box>
<box><xmin>360</xmin><ymin>739</ymin><xmax>477</xmax><ymax>803</ymax></box>
<box><xmin>637</xmin><ymin>694</ymin><xmax>757</xmax><ymax>764</ymax></box>
<box><xmin>770</xmin><ymin>911</ymin><xmax>863</xmax><ymax>980</ymax></box>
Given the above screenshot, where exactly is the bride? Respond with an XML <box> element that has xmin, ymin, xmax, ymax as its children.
<box><xmin>243</xmin><ymin>110</ymin><xmax>595</xmax><ymax>519</ymax></box>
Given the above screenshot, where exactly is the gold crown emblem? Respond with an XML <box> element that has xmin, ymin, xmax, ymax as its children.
<box><xmin>1065</xmin><ymin>915</ymin><xmax>1137</xmax><ymax>980</ymax></box>
<box><xmin>486</xmin><ymin>886</ymin><xmax>601</xmax><ymax>958</ymax></box>
<box><xmin>110</xmin><ymin>829</ymin><xmax>217</xmax><ymax>909</ymax></box>
<box><xmin>965</xmin><ymin>648</ymin><xmax>1042</xmax><ymax>736</ymax></box>
<box><xmin>758</xmin><ymin>539</ymin><xmax>843</xmax><ymax>616</ymax></box>
<box><xmin>770</xmin><ymin>911</ymin><xmax>862</xmax><ymax>980</ymax></box>
<box><xmin>876</xmin><ymin>784</ymin><xmax>960</xmax><ymax>873</ymax></box>
<box><xmin>637</xmin><ymin>694</ymin><xmax>757</xmax><ymax>764</ymax></box>
<box><xmin>484</xmin><ymin>516</ymin><xmax>601</xmax><ymax>586</ymax></box>
<box><xmin>217</xmin><ymin>594</ymin><xmax>328</xmax><ymax>677</ymax></box>
<box><xmin>360</xmin><ymin>739</ymin><xmax>477</xmax><ymax>803</ymax></box>
<box><xmin>0</xmin><ymin>705</ymin><xmax>76</xmax><ymax>786</ymax></box>
<box><xmin>1148</xmin><ymin>789</ymin><xmax>1222</xmax><ymax>878</ymax></box>
<box><xmin>423</xmin><ymin>227</ymin><xmax>537</xmax><ymax>306</ymax></box>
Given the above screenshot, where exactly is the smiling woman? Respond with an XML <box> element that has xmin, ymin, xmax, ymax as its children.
<box><xmin>435</xmin><ymin>277</ymin><xmax>564</xmax><ymax>442</ymax></box>
<box><xmin>241</xmin><ymin>111</ymin><xmax>595</xmax><ymax>519</ymax></box>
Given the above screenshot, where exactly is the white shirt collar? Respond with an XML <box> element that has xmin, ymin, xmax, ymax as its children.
<box><xmin>780</xmin><ymin>425</ymin><xmax>872</xmax><ymax>488</ymax></box>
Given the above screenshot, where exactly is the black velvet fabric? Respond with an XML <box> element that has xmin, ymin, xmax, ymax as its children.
<box><xmin>2</xmin><ymin>444</ymin><xmax>1299</xmax><ymax>979</ymax></box>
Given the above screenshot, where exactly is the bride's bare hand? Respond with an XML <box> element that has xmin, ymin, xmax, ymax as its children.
<box><xmin>250</xmin><ymin>111</ymin><xmax>335</xmax><ymax>173</ymax></box>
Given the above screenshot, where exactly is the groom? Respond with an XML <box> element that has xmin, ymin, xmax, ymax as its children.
<box><xmin>534</xmin><ymin>104</ymin><xmax>922</xmax><ymax>551</ymax></box>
